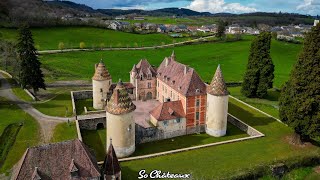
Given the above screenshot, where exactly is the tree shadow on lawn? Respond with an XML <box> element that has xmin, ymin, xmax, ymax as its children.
<box><xmin>228</xmin><ymin>101</ymin><xmax>277</xmax><ymax>128</ymax></box>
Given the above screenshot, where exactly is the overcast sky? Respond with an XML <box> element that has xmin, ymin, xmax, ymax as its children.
<box><xmin>67</xmin><ymin>0</ymin><xmax>320</xmax><ymax>15</ymax></box>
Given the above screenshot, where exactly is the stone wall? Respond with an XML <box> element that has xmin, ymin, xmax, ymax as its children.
<box><xmin>135</xmin><ymin>124</ymin><xmax>163</xmax><ymax>144</ymax></box>
<box><xmin>71</xmin><ymin>90</ymin><xmax>93</xmax><ymax>115</ymax></box>
<box><xmin>227</xmin><ymin>113</ymin><xmax>263</xmax><ymax>136</ymax></box>
<box><xmin>78</xmin><ymin>117</ymin><xmax>106</xmax><ymax>130</ymax></box>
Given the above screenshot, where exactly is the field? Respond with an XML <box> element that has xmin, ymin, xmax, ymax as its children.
<box><xmin>120</xmin><ymin>98</ymin><xmax>320</xmax><ymax>179</ymax></box>
<box><xmin>0</xmin><ymin>27</ymin><xmax>188</xmax><ymax>50</ymax></box>
<box><xmin>39</xmin><ymin>36</ymin><xmax>301</xmax><ymax>88</ymax></box>
<box><xmin>0</xmin><ymin>97</ymin><xmax>40</xmax><ymax>173</ymax></box>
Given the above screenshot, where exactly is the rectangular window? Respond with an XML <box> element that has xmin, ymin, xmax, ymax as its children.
<box><xmin>175</xmin><ymin>118</ymin><xmax>181</xmax><ymax>123</ymax></box>
<box><xmin>196</xmin><ymin>112</ymin><xmax>200</xmax><ymax>120</ymax></box>
<box><xmin>157</xmin><ymin>81</ymin><xmax>159</xmax><ymax>87</ymax></box>
<box><xmin>196</xmin><ymin>99</ymin><xmax>200</xmax><ymax>107</ymax></box>
<box><xmin>170</xmin><ymin>91</ymin><xmax>172</xmax><ymax>97</ymax></box>
<box><xmin>148</xmin><ymin>82</ymin><xmax>151</xmax><ymax>88</ymax></box>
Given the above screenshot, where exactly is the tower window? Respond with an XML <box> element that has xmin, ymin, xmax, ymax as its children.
<box><xmin>100</xmin><ymin>88</ymin><xmax>103</xmax><ymax>93</ymax></box>
<box><xmin>140</xmin><ymin>75</ymin><xmax>143</xmax><ymax>80</ymax></box>
<box><xmin>127</xmin><ymin>124</ymin><xmax>132</xmax><ymax>131</ymax></box>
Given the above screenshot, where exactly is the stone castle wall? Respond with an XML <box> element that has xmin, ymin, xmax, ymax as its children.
<box><xmin>78</xmin><ymin>117</ymin><xmax>106</xmax><ymax>130</ymax></box>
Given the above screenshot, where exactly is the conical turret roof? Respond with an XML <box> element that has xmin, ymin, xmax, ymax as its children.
<box><xmin>106</xmin><ymin>79</ymin><xmax>136</xmax><ymax>115</ymax></box>
<box><xmin>207</xmin><ymin>65</ymin><xmax>229</xmax><ymax>96</ymax></box>
<box><xmin>102</xmin><ymin>139</ymin><xmax>121</xmax><ymax>176</ymax></box>
<box><xmin>92</xmin><ymin>60</ymin><xmax>112</xmax><ymax>81</ymax></box>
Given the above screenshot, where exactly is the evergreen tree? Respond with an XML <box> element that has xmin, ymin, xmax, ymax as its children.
<box><xmin>241</xmin><ymin>32</ymin><xmax>274</xmax><ymax>98</ymax></box>
<box><xmin>216</xmin><ymin>20</ymin><xmax>226</xmax><ymax>40</ymax></box>
<box><xmin>17</xmin><ymin>24</ymin><xmax>45</xmax><ymax>94</ymax></box>
<box><xmin>279</xmin><ymin>23</ymin><xmax>320</xmax><ymax>142</ymax></box>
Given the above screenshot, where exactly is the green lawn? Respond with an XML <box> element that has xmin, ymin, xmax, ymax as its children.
<box><xmin>229</xmin><ymin>86</ymin><xmax>280</xmax><ymax>119</ymax></box>
<box><xmin>0</xmin><ymin>27</ymin><xmax>188</xmax><ymax>50</ymax></box>
<box><xmin>0</xmin><ymin>73</ymin><xmax>34</xmax><ymax>102</ymax></box>
<box><xmin>119</xmin><ymin>98</ymin><xmax>320</xmax><ymax>179</ymax></box>
<box><xmin>0</xmin><ymin>97</ymin><xmax>40</xmax><ymax>174</ymax></box>
<box><xmin>75</xmin><ymin>99</ymin><xmax>93</xmax><ymax>115</ymax></box>
<box><xmin>81</xmin><ymin>129</ymin><xmax>106</xmax><ymax>161</ymax></box>
<box><xmin>80</xmin><ymin>123</ymin><xmax>248</xmax><ymax>161</ymax></box>
<box><xmin>33</xmin><ymin>92</ymin><xmax>73</xmax><ymax>117</ymax></box>
<box><xmin>39</xmin><ymin>36</ymin><xmax>301</xmax><ymax>88</ymax></box>
<box><xmin>50</xmin><ymin>122</ymin><xmax>77</xmax><ymax>143</ymax></box>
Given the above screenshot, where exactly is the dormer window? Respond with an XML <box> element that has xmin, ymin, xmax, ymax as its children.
<box><xmin>140</xmin><ymin>75</ymin><xmax>143</xmax><ymax>80</ymax></box>
<box><xmin>172</xmin><ymin>80</ymin><xmax>175</xmax><ymax>85</ymax></box>
<box><xmin>148</xmin><ymin>74</ymin><xmax>151</xmax><ymax>79</ymax></box>
<box><xmin>69</xmin><ymin>159</ymin><xmax>79</xmax><ymax>178</ymax></box>
<box><xmin>196</xmin><ymin>89</ymin><xmax>200</xmax><ymax>93</ymax></box>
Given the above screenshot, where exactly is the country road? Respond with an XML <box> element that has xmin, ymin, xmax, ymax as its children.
<box><xmin>38</xmin><ymin>35</ymin><xmax>216</xmax><ymax>54</ymax></box>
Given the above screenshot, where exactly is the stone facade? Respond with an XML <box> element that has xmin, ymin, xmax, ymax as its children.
<box><xmin>150</xmin><ymin>116</ymin><xmax>187</xmax><ymax>139</ymax></box>
<box><xmin>78</xmin><ymin>117</ymin><xmax>106</xmax><ymax>130</ymax></box>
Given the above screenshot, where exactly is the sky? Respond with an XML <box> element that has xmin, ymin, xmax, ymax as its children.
<box><xmin>68</xmin><ymin>0</ymin><xmax>320</xmax><ymax>15</ymax></box>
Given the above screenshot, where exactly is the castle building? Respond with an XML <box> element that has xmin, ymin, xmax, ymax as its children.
<box><xmin>106</xmin><ymin>80</ymin><xmax>136</xmax><ymax>158</ymax></box>
<box><xmin>92</xmin><ymin>60</ymin><xmax>112</xmax><ymax>110</ymax></box>
<box><xmin>206</xmin><ymin>65</ymin><xmax>229</xmax><ymax>137</ymax></box>
<box><xmin>155</xmin><ymin>51</ymin><xmax>207</xmax><ymax>134</ymax></box>
<box><xmin>101</xmin><ymin>139</ymin><xmax>121</xmax><ymax>180</ymax></box>
<box><xmin>12</xmin><ymin>139</ymin><xmax>101</xmax><ymax>180</ymax></box>
<box><xmin>130</xmin><ymin>59</ymin><xmax>157</xmax><ymax>101</ymax></box>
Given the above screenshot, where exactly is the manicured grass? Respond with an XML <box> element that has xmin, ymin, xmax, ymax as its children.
<box><xmin>132</xmin><ymin>123</ymin><xmax>248</xmax><ymax>156</ymax></box>
<box><xmin>1</xmin><ymin>73</ymin><xmax>34</xmax><ymax>102</ymax></box>
<box><xmin>81</xmin><ymin>129</ymin><xmax>106</xmax><ymax>161</ymax></box>
<box><xmin>0</xmin><ymin>27</ymin><xmax>188</xmax><ymax>50</ymax></box>
<box><xmin>229</xmin><ymin>86</ymin><xmax>280</xmax><ymax>119</ymax></box>
<box><xmin>0</xmin><ymin>97</ymin><xmax>40</xmax><ymax>173</ymax></box>
<box><xmin>75</xmin><ymin>99</ymin><xmax>93</xmax><ymax>115</ymax></box>
<box><xmin>50</xmin><ymin>122</ymin><xmax>77</xmax><ymax>143</ymax></box>
<box><xmin>119</xmin><ymin>98</ymin><xmax>320</xmax><ymax>179</ymax></box>
<box><xmin>81</xmin><ymin>123</ymin><xmax>247</xmax><ymax>161</ymax></box>
<box><xmin>40</xmin><ymin>36</ymin><xmax>301</xmax><ymax>87</ymax></box>
<box><xmin>33</xmin><ymin>92</ymin><xmax>73</xmax><ymax>117</ymax></box>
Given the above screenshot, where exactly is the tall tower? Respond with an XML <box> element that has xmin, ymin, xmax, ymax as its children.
<box><xmin>92</xmin><ymin>60</ymin><xmax>112</xmax><ymax>110</ymax></box>
<box><xmin>206</xmin><ymin>65</ymin><xmax>229</xmax><ymax>137</ymax></box>
<box><xmin>106</xmin><ymin>80</ymin><xmax>136</xmax><ymax>158</ymax></box>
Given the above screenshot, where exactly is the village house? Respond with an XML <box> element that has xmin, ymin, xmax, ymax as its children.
<box><xmin>227</xmin><ymin>24</ymin><xmax>242</xmax><ymax>34</ymax></box>
<box><xmin>109</xmin><ymin>21</ymin><xmax>130</xmax><ymax>30</ymax></box>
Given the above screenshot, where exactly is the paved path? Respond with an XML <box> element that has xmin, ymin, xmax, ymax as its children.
<box><xmin>0</xmin><ymin>73</ymin><xmax>75</xmax><ymax>142</ymax></box>
<box><xmin>38</xmin><ymin>35</ymin><xmax>216</xmax><ymax>54</ymax></box>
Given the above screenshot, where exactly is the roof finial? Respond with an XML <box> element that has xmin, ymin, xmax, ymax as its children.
<box><xmin>110</xmin><ymin>138</ymin><xmax>112</xmax><ymax>145</ymax></box>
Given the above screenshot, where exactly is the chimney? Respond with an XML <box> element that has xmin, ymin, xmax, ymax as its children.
<box><xmin>165</xmin><ymin>58</ymin><xmax>169</xmax><ymax>67</ymax></box>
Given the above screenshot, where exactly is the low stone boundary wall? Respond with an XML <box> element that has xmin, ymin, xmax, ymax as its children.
<box><xmin>227</xmin><ymin>113</ymin><xmax>264</xmax><ymax>136</ymax></box>
<box><xmin>0</xmin><ymin>70</ymin><xmax>13</xmax><ymax>78</ymax></box>
<box><xmin>70</xmin><ymin>90</ymin><xmax>93</xmax><ymax>115</ymax></box>
<box><xmin>75</xmin><ymin>120</ymin><xmax>83</xmax><ymax>141</ymax></box>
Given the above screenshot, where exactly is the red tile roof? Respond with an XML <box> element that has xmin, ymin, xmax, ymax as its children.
<box><xmin>106</xmin><ymin>80</ymin><xmax>136</xmax><ymax>115</ymax></box>
<box><xmin>12</xmin><ymin>139</ymin><xmax>101</xmax><ymax>180</ymax></box>
<box><xmin>150</xmin><ymin>100</ymin><xmax>185</xmax><ymax>121</ymax></box>
<box><xmin>207</xmin><ymin>65</ymin><xmax>229</xmax><ymax>96</ymax></box>
<box><xmin>157</xmin><ymin>53</ymin><xmax>207</xmax><ymax>97</ymax></box>
<box><xmin>102</xmin><ymin>141</ymin><xmax>121</xmax><ymax>176</ymax></box>
<box><xmin>130</xmin><ymin>59</ymin><xmax>157</xmax><ymax>79</ymax></box>
<box><xmin>92</xmin><ymin>60</ymin><xmax>112</xmax><ymax>81</ymax></box>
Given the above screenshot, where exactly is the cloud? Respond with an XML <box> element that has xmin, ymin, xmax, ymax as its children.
<box><xmin>296</xmin><ymin>0</ymin><xmax>320</xmax><ymax>14</ymax></box>
<box><xmin>187</xmin><ymin>0</ymin><xmax>257</xmax><ymax>13</ymax></box>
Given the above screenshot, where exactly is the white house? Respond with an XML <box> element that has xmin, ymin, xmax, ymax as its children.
<box><xmin>315</xmin><ymin>20</ymin><xmax>319</xmax><ymax>26</ymax></box>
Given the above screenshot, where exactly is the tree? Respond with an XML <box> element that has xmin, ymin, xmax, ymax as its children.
<box><xmin>79</xmin><ymin>42</ymin><xmax>85</xmax><ymax>49</ymax></box>
<box><xmin>241</xmin><ymin>32</ymin><xmax>274</xmax><ymax>98</ymax></box>
<box><xmin>216</xmin><ymin>20</ymin><xmax>226</xmax><ymax>39</ymax></box>
<box><xmin>16</xmin><ymin>24</ymin><xmax>45</xmax><ymax>95</ymax></box>
<box><xmin>58</xmin><ymin>42</ymin><xmax>64</xmax><ymax>51</ymax></box>
<box><xmin>279</xmin><ymin>24</ymin><xmax>320</xmax><ymax>143</ymax></box>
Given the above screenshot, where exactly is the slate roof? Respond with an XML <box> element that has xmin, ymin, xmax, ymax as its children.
<box><xmin>92</xmin><ymin>60</ymin><xmax>112</xmax><ymax>81</ymax></box>
<box><xmin>150</xmin><ymin>100</ymin><xmax>185</xmax><ymax>121</ymax></box>
<box><xmin>101</xmin><ymin>140</ymin><xmax>121</xmax><ymax>176</ymax></box>
<box><xmin>12</xmin><ymin>139</ymin><xmax>100</xmax><ymax>180</ymax></box>
<box><xmin>106</xmin><ymin>80</ymin><xmax>136</xmax><ymax>115</ymax></box>
<box><xmin>157</xmin><ymin>52</ymin><xmax>207</xmax><ymax>97</ymax></box>
<box><xmin>207</xmin><ymin>65</ymin><xmax>228</xmax><ymax>96</ymax></box>
<box><xmin>130</xmin><ymin>59</ymin><xmax>157</xmax><ymax>79</ymax></box>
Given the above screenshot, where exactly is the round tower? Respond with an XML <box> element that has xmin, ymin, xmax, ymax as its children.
<box><xmin>106</xmin><ymin>80</ymin><xmax>136</xmax><ymax>158</ymax></box>
<box><xmin>92</xmin><ymin>60</ymin><xmax>112</xmax><ymax>110</ymax></box>
<box><xmin>206</xmin><ymin>65</ymin><xmax>229</xmax><ymax>137</ymax></box>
